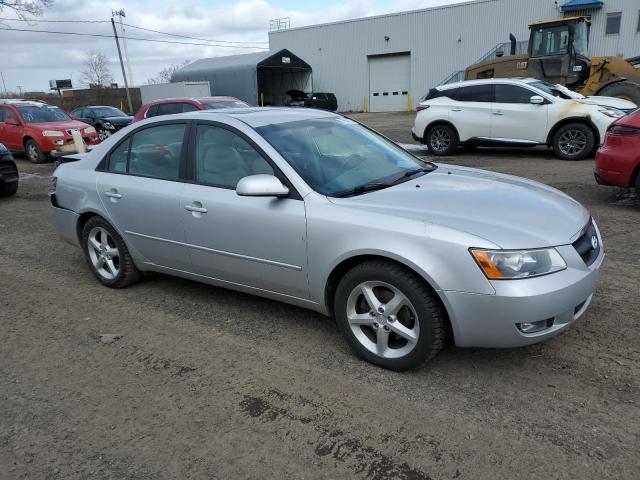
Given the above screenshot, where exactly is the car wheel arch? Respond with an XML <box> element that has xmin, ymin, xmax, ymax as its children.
<box><xmin>323</xmin><ymin>253</ymin><xmax>452</xmax><ymax>338</ymax></box>
<box><xmin>423</xmin><ymin>120</ymin><xmax>459</xmax><ymax>144</ymax></box>
<box><xmin>546</xmin><ymin>117</ymin><xmax>600</xmax><ymax>147</ymax></box>
<box><xmin>75</xmin><ymin>210</ymin><xmax>126</xmax><ymax>246</ymax></box>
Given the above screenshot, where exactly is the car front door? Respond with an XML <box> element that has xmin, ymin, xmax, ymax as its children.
<box><xmin>491</xmin><ymin>84</ymin><xmax>549</xmax><ymax>143</ymax></box>
<box><xmin>0</xmin><ymin>107</ymin><xmax>23</xmax><ymax>150</ymax></box>
<box><xmin>96</xmin><ymin>121</ymin><xmax>192</xmax><ymax>270</ymax></box>
<box><xmin>181</xmin><ymin>122</ymin><xmax>309</xmax><ymax>299</ymax></box>
<box><xmin>448</xmin><ymin>84</ymin><xmax>493</xmax><ymax>141</ymax></box>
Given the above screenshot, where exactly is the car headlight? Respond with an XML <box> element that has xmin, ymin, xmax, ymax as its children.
<box><xmin>470</xmin><ymin>248</ymin><xmax>566</xmax><ymax>280</ymax></box>
<box><xmin>598</xmin><ymin>107</ymin><xmax>625</xmax><ymax>118</ymax></box>
<box><xmin>84</xmin><ymin>126</ymin><xmax>96</xmax><ymax>134</ymax></box>
<box><xmin>42</xmin><ymin>130</ymin><xmax>64</xmax><ymax>137</ymax></box>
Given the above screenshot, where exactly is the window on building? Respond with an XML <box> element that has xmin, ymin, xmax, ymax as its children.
<box><xmin>605</xmin><ymin>12</ymin><xmax>622</xmax><ymax>35</ymax></box>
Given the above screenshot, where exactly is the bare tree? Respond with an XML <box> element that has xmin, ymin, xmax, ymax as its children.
<box><xmin>0</xmin><ymin>0</ymin><xmax>53</xmax><ymax>19</ymax></box>
<box><xmin>80</xmin><ymin>50</ymin><xmax>114</xmax><ymax>88</ymax></box>
<box><xmin>145</xmin><ymin>60</ymin><xmax>191</xmax><ymax>85</ymax></box>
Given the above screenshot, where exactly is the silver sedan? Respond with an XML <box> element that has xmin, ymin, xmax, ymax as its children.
<box><xmin>50</xmin><ymin>108</ymin><xmax>603</xmax><ymax>370</ymax></box>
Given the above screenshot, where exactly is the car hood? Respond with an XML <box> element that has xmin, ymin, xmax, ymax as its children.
<box><xmin>579</xmin><ymin>96</ymin><xmax>637</xmax><ymax>111</ymax></box>
<box><xmin>28</xmin><ymin>120</ymin><xmax>91</xmax><ymax>131</ymax></box>
<box><xmin>102</xmin><ymin>115</ymin><xmax>133</xmax><ymax>126</ymax></box>
<box><xmin>329</xmin><ymin>165</ymin><xmax>590</xmax><ymax>249</ymax></box>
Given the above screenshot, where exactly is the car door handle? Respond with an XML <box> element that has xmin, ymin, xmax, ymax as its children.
<box><xmin>492</xmin><ymin>111</ymin><xmax>504</xmax><ymax>116</ymax></box>
<box><xmin>104</xmin><ymin>190</ymin><xmax>122</xmax><ymax>199</ymax></box>
<box><xmin>185</xmin><ymin>203</ymin><xmax>207</xmax><ymax>214</ymax></box>
<box><xmin>451</xmin><ymin>107</ymin><xmax>462</xmax><ymax>112</ymax></box>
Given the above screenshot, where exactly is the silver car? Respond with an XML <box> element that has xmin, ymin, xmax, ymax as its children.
<box><xmin>50</xmin><ymin>108</ymin><xmax>603</xmax><ymax>370</ymax></box>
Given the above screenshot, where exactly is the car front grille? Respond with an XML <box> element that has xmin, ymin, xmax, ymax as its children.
<box><xmin>572</xmin><ymin>220</ymin><xmax>600</xmax><ymax>267</ymax></box>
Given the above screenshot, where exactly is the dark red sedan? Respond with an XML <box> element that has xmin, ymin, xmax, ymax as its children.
<box><xmin>132</xmin><ymin>96</ymin><xmax>249</xmax><ymax>123</ymax></box>
<box><xmin>595</xmin><ymin>108</ymin><xmax>640</xmax><ymax>196</ymax></box>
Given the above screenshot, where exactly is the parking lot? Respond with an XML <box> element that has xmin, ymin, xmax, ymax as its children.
<box><xmin>1</xmin><ymin>111</ymin><xmax>639</xmax><ymax>479</ymax></box>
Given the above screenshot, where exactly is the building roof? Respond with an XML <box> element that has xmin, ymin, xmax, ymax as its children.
<box><xmin>560</xmin><ymin>0</ymin><xmax>603</xmax><ymax>12</ymax></box>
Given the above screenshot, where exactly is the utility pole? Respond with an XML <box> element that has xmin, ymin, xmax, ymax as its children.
<box><xmin>113</xmin><ymin>9</ymin><xmax>134</xmax><ymax>87</ymax></box>
<box><xmin>17</xmin><ymin>85</ymin><xmax>23</xmax><ymax>95</ymax></box>
<box><xmin>111</xmin><ymin>17</ymin><xmax>133</xmax><ymax>114</ymax></box>
<box><xmin>0</xmin><ymin>72</ymin><xmax>7</xmax><ymax>97</ymax></box>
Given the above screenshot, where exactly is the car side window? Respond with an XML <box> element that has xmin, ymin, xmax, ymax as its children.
<box><xmin>113</xmin><ymin>124</ymin><xmax>187</xmax><ymax>180</ymax></box>
<box><xmin>156</xmin><ymin>103</ymin><xmax>183</xmax><ymax>116</ymax></box>
<box><xmin>454</xmin><ymin>85</ymin><xmax>493</xmax><ymax>102</ymax></box>
<box><xmin>0</xmin><ymin>107</ymin><xmax>6</xmax><ymax>122</ymax></box>
<box><xmin>495</xmin><ymin>84</ymin><xmax>536</xmax><ymax>104</ymax></box>
<box><xmin>146</xmin><ymin>105</ymin><xmax>159</xmax><ymax>118</ymax></box>
<box><xmin>181</xmin><ymin>103</ymin><xmax>199</xmax><ymax>113</ymax></box>
<box><xmin>2</xmin><ymin>108</ymin><xmax>19</xmax><ymax>123</ymax></box>
<box><xmin>108</xmin><ymin>138</ymin><xmax>130</xmax><ymax>174</ymax></box>
<box><xmin>195</xmin><ymin>124</ymin><xmax>274</xmax><ymax>189</ymax></box>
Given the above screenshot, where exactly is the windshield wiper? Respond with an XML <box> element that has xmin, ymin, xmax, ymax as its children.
<box><xmin>399</xmin><ymin>166</ymin><xmax>434</xmax><ymax>179</ymax></box>
<box><xmin>333</xmin><ymin>182</ymin><xmax>392</xmax><ymax>198</ymax></box>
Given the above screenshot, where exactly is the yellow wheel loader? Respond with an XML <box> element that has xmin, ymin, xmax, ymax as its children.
<box><xmin>465</xmin><ymin>17</ymin><xmax>640</xmax><ymax>105</ymax></box>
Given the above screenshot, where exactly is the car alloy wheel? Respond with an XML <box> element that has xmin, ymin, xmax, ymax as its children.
<box><xmin>429</xmin><ymin>128</ymin><xmax>451</xmax><ymax>154</ymax></box>
<box><xmin>87</xmin><ymin>226</ymin><xmax>120</xmax><ymax>280</ymax></box>
<box><xmin>345</xmin><ymin>281</ymin><xmax>420</xmax><ymax>359</ymax></box>
<box><xmin>558</xmin><ymin>129</ymin><xmax>587</xmax><ymax>157</ymax></box>
<box><xmin>98</xmin><ymin>128</ymin><xmax>111</xmax><ymax>141</ymax></box>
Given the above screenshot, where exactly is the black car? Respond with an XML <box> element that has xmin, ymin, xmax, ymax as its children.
<box><xmin>0</xmin><ymin>143</ymin><xmax>18</xmax><ymax>197</ymax></box>
<box><xmin>286</xmin><ymin>90</ymin><xmax>338</xmax><ymax>111</ymax></box>
<box><xmin>69</xmin><ymin>106</ymin><xmax>133</xmax><ymax>141</ymax></box>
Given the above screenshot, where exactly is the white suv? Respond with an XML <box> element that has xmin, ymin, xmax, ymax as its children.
<box><xmin>412</xmin><ymin>78</ymin><xmax>634</xmax><ymax>160</ymax></box>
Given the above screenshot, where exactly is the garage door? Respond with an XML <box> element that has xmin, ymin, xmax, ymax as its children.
<box><xmin>368</xmin><ymin>53</ymin><xmax>411</xmax><ymax>112</ymax></box>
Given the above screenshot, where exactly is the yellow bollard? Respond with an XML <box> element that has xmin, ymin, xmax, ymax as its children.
<box><xmin>407</xmin><ymin>93</ymin><xmax>411</xmax><ymax>112</ymax></box>
<box><xmin>364</xmin><ymin>96</ymin><xmax>367</xmax><ymax>113</ymax></box>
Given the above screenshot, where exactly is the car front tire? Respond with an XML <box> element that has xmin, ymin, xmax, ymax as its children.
<box><xmin>25</xmin><ymin>139</ymin><xmax>47</xmax><ymax>164</ymax></box>
<box><xmin>552</xmin><ymin>123</ymin><xmax>595</xmax><ymax>160</ymax></box>
<box><xmin>334</xmin><ymin>260</ymin><xmax>446</xmax><ymax>371</ymax></box>
<box><xmin>82</xmin><ymin>216</ymin><xmax>140</xmax><ymax>288</ymax></box>
<box><xmin>425</xmin><ymin>124</ymin><xmax>458</xmax><ymax>156</ymax></box>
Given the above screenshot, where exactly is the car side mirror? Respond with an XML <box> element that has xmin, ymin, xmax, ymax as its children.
<box><xmin>5</xmin><ymin>117</ymin><xmax>20</xmax><ymax>126</ymax></box>
<box><xmin>530</xmin><ymin>95</ymin><xmax>545</xmax><ymax>105</ymax></box>
<box><xmin>236</xmin><ymin>174</ymin><xmax>289</xmax><ymax>197</ymax></box>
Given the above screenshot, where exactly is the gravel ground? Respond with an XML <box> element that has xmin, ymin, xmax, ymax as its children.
<box><xmin>1</xmin><ymin>112</ymin><xmax>639</xmax><ymax>479</ymax></box>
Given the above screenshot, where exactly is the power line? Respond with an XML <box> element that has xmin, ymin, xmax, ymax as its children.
<box><xmin>0</xmin><ymin>26</ymin><xmax>270</xmax><ymax>49</ymax></box>
<box><xmin>0</xmin><ymin>17</ymin><xmax>269</xmax><ymax>46</ymax></box>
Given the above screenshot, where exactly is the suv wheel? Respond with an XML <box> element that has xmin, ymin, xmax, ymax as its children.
<box><xmin>25</xmin><ymin>139</ymin><xmax>46</xmax><ymax>164</ymax></box>
<box><xmin>82</xmin><ymin>216</ymin><xmax>141</xmax><ymax>288</ymax></box>
<box><xmin>552</xmin><ymin>123</ymin><xmax>595</xmax><ymax>160</ymax></box>
<box><xmin>425</xmin><ymin>124</ymin><xmax>458</xmax><ymax>156</ymax></box>
<box><xmin>334</xmin><ymin>260</ymin><xmax>445</xmax><ymax>371</ymax></box>
<box><xmin>0</xmin><ymin>182</ymin><xmax>18</xmax><ymax>197</ymax></box>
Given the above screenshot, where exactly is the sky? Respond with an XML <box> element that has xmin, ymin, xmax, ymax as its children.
<box><xmin>0</xmin><ymin>0</ymin><xmax>467</xmax><ymax>93</ymax></box>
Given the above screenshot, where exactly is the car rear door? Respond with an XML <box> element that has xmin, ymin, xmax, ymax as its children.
<box><xmin>491</xmin><ymin>84</ymin><xmax>548</xmax><ymax>143</ymax></box>
<box><xmin>96</xmin><ymin>121</ymin><xmax>192</xmax><ymax>270</ymax></box>
<box><xmin>180</xmin><ymin>121</ymin><xmax>309</xmax><ymax>299</ymax></box>
<box><xmin>448</xmin><ymin>84</ymin><xmax>493</xmax><ymax>141</ymax></box>
<box><xmin>0</xmin><ymin>107</ymin><xmax>23</xmax><ymax>150</ymax></box>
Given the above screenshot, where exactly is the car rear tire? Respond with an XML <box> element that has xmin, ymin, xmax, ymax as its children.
<box><xmin>635</xmin><ymin>171</ymin><xmax>640</xmax><ymax>199</ymax></box>
<box><xmin>25</xmin><ymin>139</ymin><xmax>47</xmax><ymax>164</ymax></box>
<box><xmin>0</xmin><ymin>182</ymin><xmax>18</xmax><ymax>197</ymax></box>
<box><xmin>425</xmin><ymin>124</ymin><xmax>458</xmax><ymax>156</ymax></box>
<box><xmin>597</xmin><ymin>81</ymin><xmax>640</xmax><ymax>106</ymax></box>
<box><xmin>82</xmin><ymin>216</ymin><xmax>141</xmax><ymax>288</ymax></box>
<box><xmin>333</xmin><ymin>259</ymin><xmax>445</xmax><ymax>371</ymax></box>
<box><xmin>552</xmin><ymin>123</ymin><xmax>595</xmax><ymax>160</ymax></box>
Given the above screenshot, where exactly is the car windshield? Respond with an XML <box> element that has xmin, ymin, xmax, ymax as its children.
<box><xmin>17</xmin><ymin>105</ymin><xmax>70</xmax><ymax>123</ymax></box>
<box><xmin>529</xmin><ymin>81</ymin><xmax>585</xmax><ymax>99</ymax></box>
<box><xmin>92</xmin><ymin>107</ymin><xmax>127</xmax><ymax>117</ymax></box>
<box><xmin>256</xmin><ymin>117</ymin><xmax>434</xmax><ymax>197</ymax></box>
<box><xmin>203</xmin><ymin>100</ymin><xmax>249</xmax><ymax>109</ymax></box>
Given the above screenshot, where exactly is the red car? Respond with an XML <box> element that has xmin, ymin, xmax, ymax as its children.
<box><xmin>595</xmin><ymin>108</ymin><xmax>640</xmax><ymax>196</ymax></box>
<box><xmin>132</xmin><ymin>96</ymin><xmax>250</xmax><ymax>123</ymax></box>
<box><xmin>0</xmin><ymin>101</ymin><xmax>99</xmax><ymax>163</ymax></box>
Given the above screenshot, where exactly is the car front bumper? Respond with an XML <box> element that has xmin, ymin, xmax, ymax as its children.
<box><xmin>440</xmin><ymin>241</ymin><xmax>604</xmax><ymax>348</ymax></box>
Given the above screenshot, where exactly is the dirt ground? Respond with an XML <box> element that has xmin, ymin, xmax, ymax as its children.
<box><xmin>1</xmin><ymin>111</ymin><xmax>639</xmax><ymax>479</ymax></box>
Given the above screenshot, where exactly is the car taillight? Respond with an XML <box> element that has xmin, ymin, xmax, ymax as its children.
<box><xmin>607</xmin><ymin>124</ymin><xmax>640</xmax><ymax>136</ymax></box>
<box><xmin>416</xmin><ymin>104</ymin><xmax>430</xmax><ymax>112</ymax></box>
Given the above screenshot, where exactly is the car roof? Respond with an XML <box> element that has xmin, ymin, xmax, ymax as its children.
<box><xmin>437</xmin><ymin>77</ymin><xmax>540</xmax><ymax>90</ymax></box>
<box><xmin>170</xmin><ymin>107</ymin><xmax>338</xmax><ymax>128</ymax></box>
<box><xmin>146</xmin><ymin>96</ymin><xmax>242</xmax><ymax>106</ymax></box>
<box><xmin>0</xmin><ymin>99</ymin><xmax>49</xmax><ymax>107</ymax></box>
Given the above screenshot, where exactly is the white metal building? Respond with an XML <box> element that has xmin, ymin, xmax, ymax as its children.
<box><xmin>269</xmin><ymin>0</ymin><xmax>640</xmax><ymax>112</ymax></box>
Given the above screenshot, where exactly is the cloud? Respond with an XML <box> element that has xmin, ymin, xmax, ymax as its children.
<box><xmin>0</xmin><ymin>0</ymin><xmax>466</xmax><ymax>93</ymax></box>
